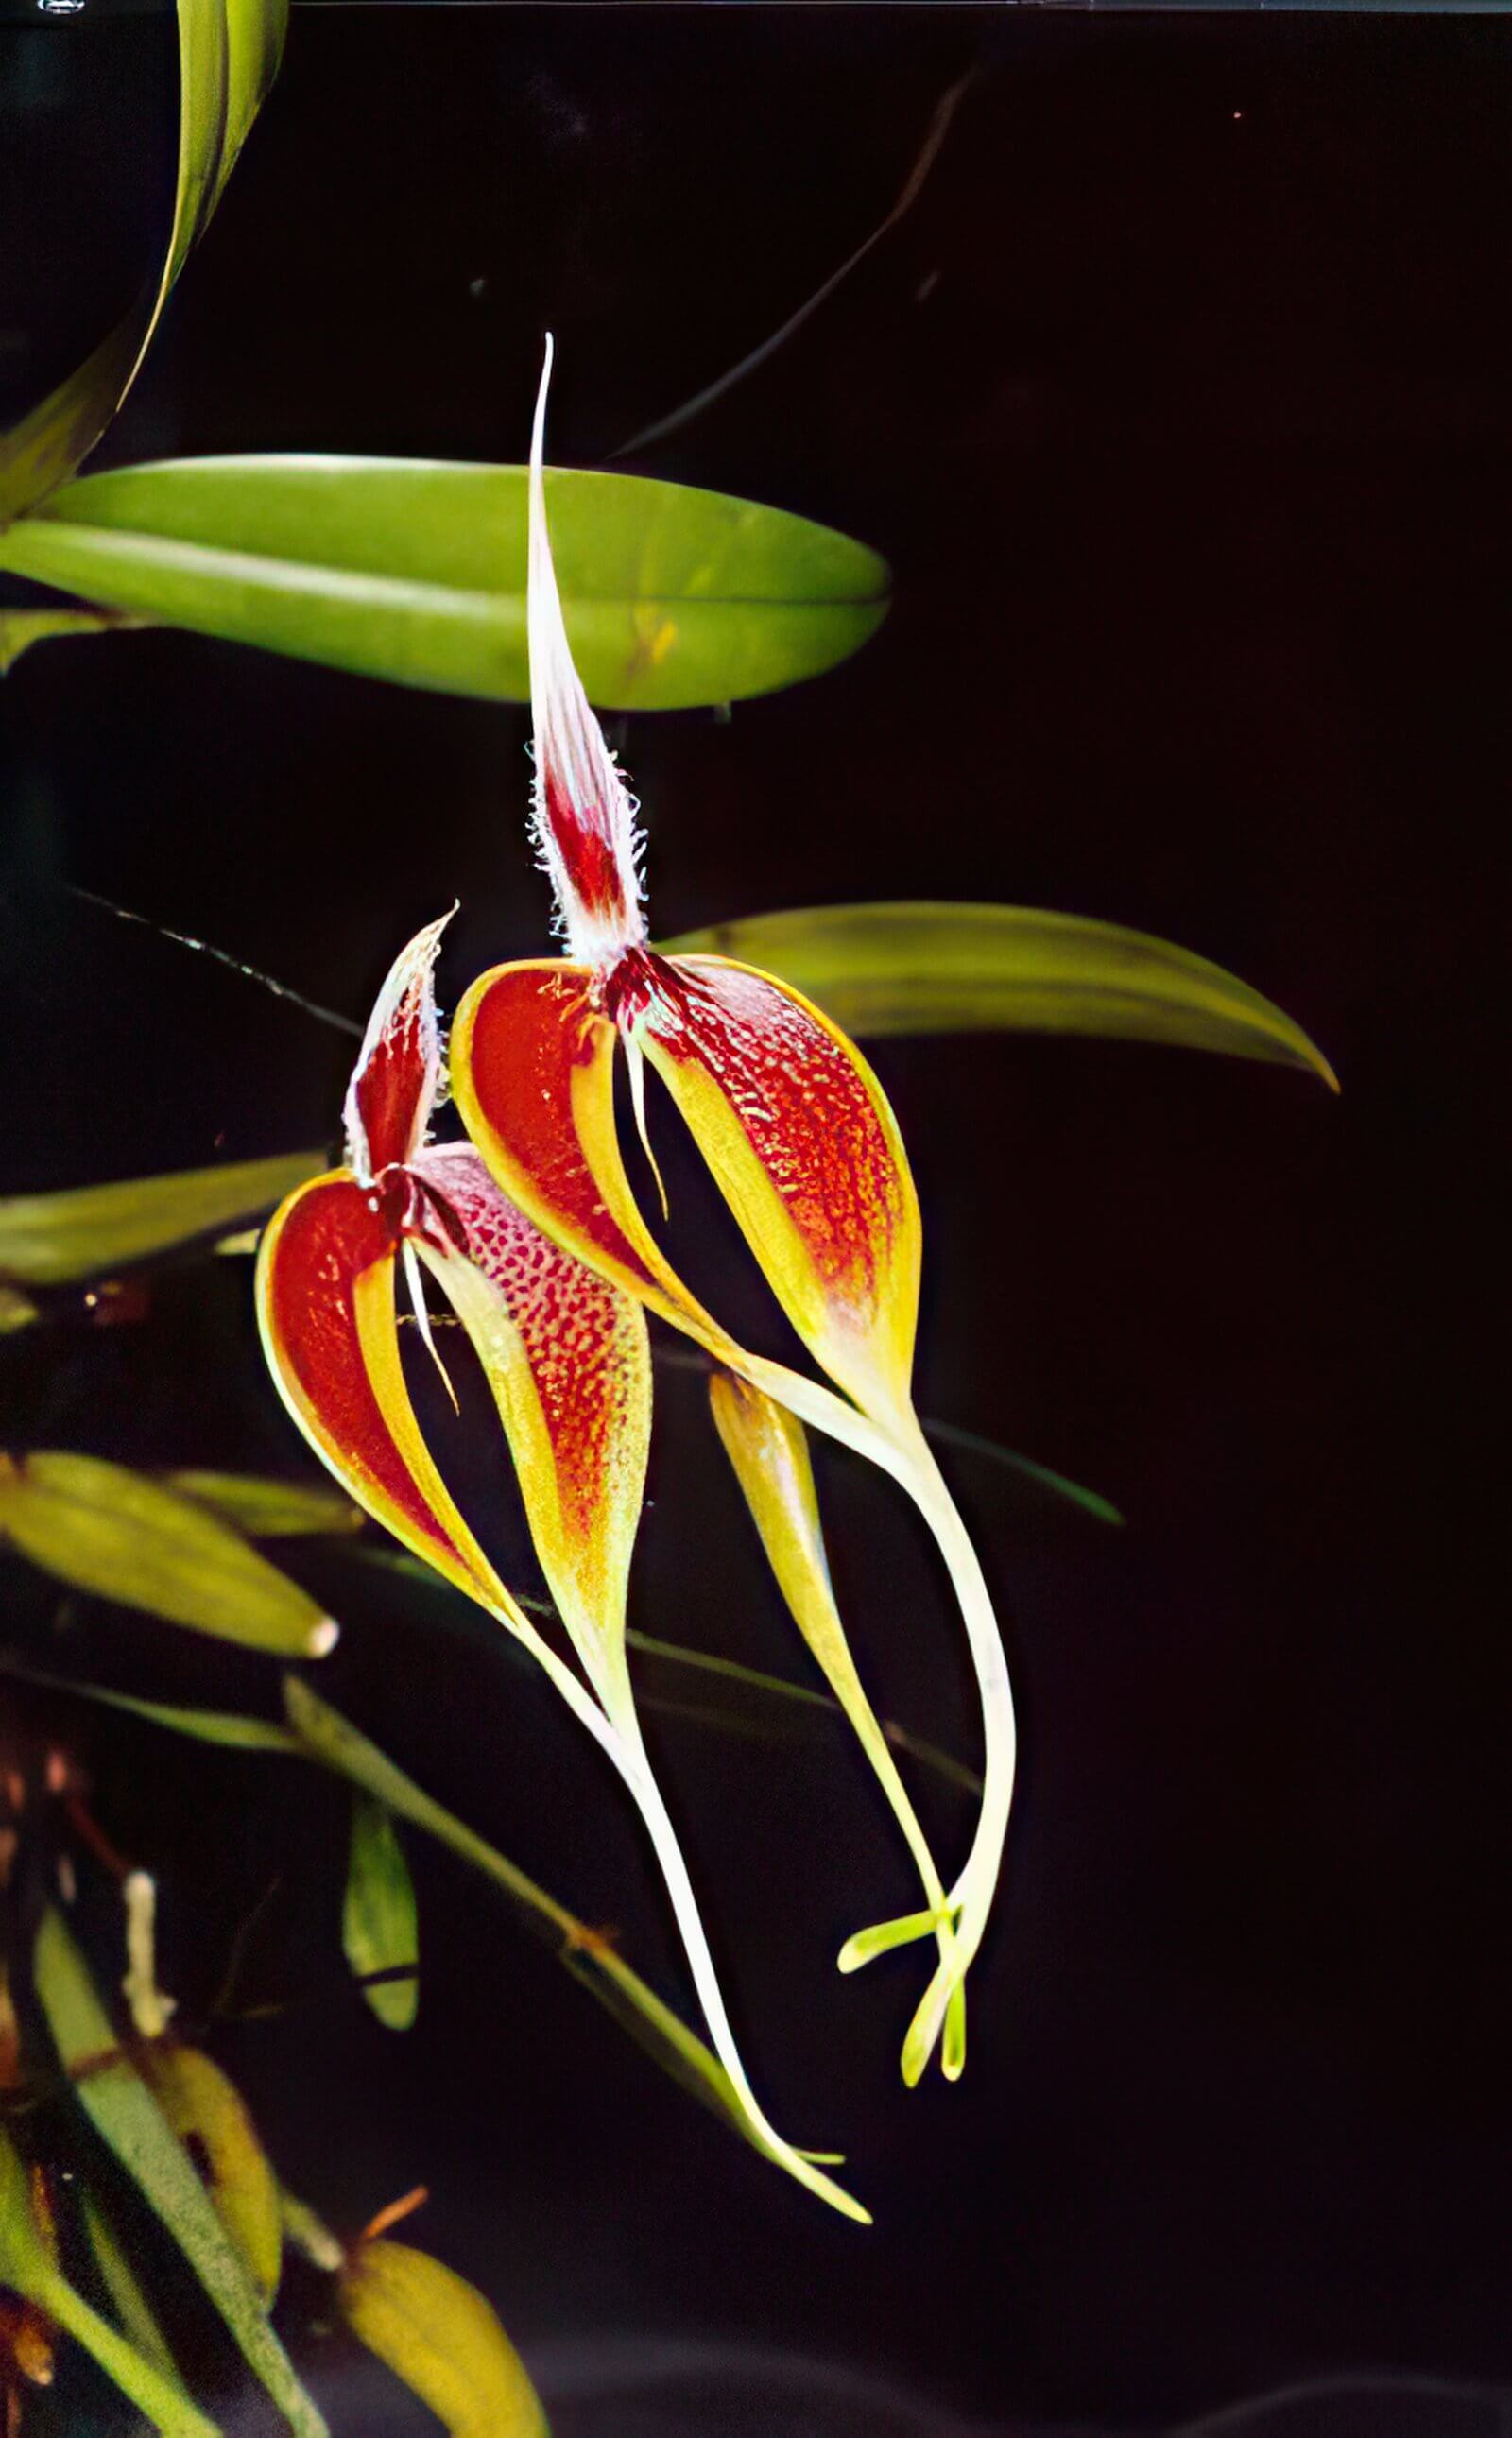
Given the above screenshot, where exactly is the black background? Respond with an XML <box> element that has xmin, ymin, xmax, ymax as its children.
<box><xmin>2</xmin><ymin>9</ymin><xmax>1510</xmax><ymax>2431</ymax></box>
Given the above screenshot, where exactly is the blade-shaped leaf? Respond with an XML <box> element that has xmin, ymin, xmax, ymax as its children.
<box><xmin>1</xmin><ymin>2131</ymin><xmax>213</xmax><ymax>2438</ymax></box>
<box><xmin>0</xmin><ymin>1151</ymin><xmax>324</xmax><ymax>1287</ymax></box>
<box><xmin>343</xmin><ymin>1794</ymin><xmax>420</xmax><ymax>2033</ymax></box>
<box><xmin>662</xmin><ymin>901</ymin><xmax>1338</xmax><ymax>1086</ymax></box>
<box><xmin>80</xmin><ymin>2189</ymin><xmax>189</xmax><ymax>2395</ymax></box>
<box><xmin>337</xmin><ymin>2239</ymin><xmax>547</xmax><ymax>2438</ymax></box>
<box><xmin>6</xmin><ymin>1655</ymin><xmax>853</xmax><ymax>2209</ymax></box>
<box><xmin>0</xmin><ymin>1452</ymin><xmax>338</xmax><ymax>1657</ymax></box>
<box><xmin>0</xmin><ymin>457</ymin><xmax>890</xmax><ymax>710</ymax></box>
<box><xmin>30</xmin><ymin>1914</ymin><xmax>326</xmax><ymax>2436</ymax></box>
<box><xmin>0</xmin><ymin>1666</ymin><xmax>303</xmax><ymax>1754</ymax></box>
<box><xmin>138</xmin><ymin>2047</ymin><xmax>283</xmax><ymax>2306</ymax></box>
<box><xmin>0</xmin><ymin>0</ymin><xmax>287</xmax><ymax>519</ymax></box>
<box><xmin>164</xmin><ymin>1470</ymin><xmax>363</xmax><ymax>1540</ymax></box>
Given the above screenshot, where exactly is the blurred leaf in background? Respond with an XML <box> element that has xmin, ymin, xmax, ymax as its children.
<box><xmin>0</xmin><ymin>1451</ymin><xmax>339</xmax><ymax>1657</ymax></box>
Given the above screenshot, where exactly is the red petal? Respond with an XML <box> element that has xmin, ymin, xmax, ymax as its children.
<box><xmin>639</xmin><ymin>955</ymin><xmax>921</xmax><ymax>1428</ymax></box>
<box><xmin>255</xmin><ymin>1171</ymin><xmax>510</xmax><ymax>1614</ymax></box>
<box><xmin>342</xmin><ymin>913</ymin><xmax>452</xmax><ymax>1181</ymax></box>
<box><xmin>448</xmin><ymin>958</ymin><xmax>720</xmax><ymax>1332</ymax></box>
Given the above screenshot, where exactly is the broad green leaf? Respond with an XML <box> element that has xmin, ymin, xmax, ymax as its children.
<box><xmin>337</xmin><ymin>2239</ymin><xmax>546</xmax><ymax>2438</ymax></box>
<box><xmin>0</xmin><ymin>1451</ymin><xmax>338</xmax><ymax>1657</ymax></box>
<box><xmin>165</xmin><ymin>1469</ymin><xmax>363</xmax><ymax>1539</ymax></box>
<box><xmin>0</xmin><ymin>607</ymin><xmax>149</xmax><ymax>675</ymax></box>
<box><xmin>342</xmin><ymin>1794</ymin><xmax>420</xmax><ymax>2032</ymax></box>
<box><xmin>29</xmin><ymin>1914</ymin><xmax>325</xmax><ymax>2435</ymax></box>
<box><xmin>0</xmin><ymin>0</ymin><xmax>287</xmax><ymax>519</ymax></box>
<box><xmin>662</xmin><ymin>901</ymin><xmax>1338</xmax><ymax>1087</ymax></box>
<box><xmin>0</xmin><ymin>1150</ymin><xmax>324</xmax><ymax>1287</ymax></box>
<box><xmin>1</xmin><ymin>2132</ymin><xmax>215</xmax><ymax>2438</ymax></box>
<box><xmin>80</xmin><ymin>2190</ymin><xmax>190</xmax><ymax>2394</ymax></box>
<box><xmin>139</xmin><ymin>2047</ymin><xmax>283</xmax><ymax>2306</ymax></box>
<box><xmin>0</xmin><ymin>457</ymin><xmax>890</xmax><ymax>711</ymax></box>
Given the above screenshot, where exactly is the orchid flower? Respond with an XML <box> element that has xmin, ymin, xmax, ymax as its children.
<box><xmin>448</xmin><ymin>338</ymin><xmax>1013</xmax><ymax>2086</ymax></box>
<box><xmin>255</xmin><ymin>917</ymin><xmax>864</xmax><ymax>2222</ymax></box>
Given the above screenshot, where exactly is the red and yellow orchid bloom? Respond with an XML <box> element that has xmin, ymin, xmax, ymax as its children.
<box><xmin>256</xmin><ymin>917</ymin><xmax>864</xmax><ymax>2222</ymax></box>
<box><xmin>449</xmin><ymin>339</ymin><xmax>1012</xmax><ymax>2086</ymax></box>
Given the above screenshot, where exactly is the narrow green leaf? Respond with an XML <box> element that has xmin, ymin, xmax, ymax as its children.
<box><xmin>0</xmin><ymin>1451</ymin><xmax>339</xmax><ymax>1657</ymax></box>
<box><xmin>29</xmin><ymin>1913</ymin><xmax>326</xmax><ymax>2436</ymax></box>
<box><xmin>0</xmin><ymin>0</ymin><xmax>287</xmax><ymax>519</ymax></box>
<box><xmin>0</xmin><ymin>1150</ymin><xmax>324</xmax><ymax>1287</ymax></box>
<box><xmin>337</xmin><ymin>2238</ymin><xmax>547</xmax><ymax>2438</ymax></box>
<box><xmin>662</xmin><ymin>901</ymin><xmax>1338</xmax><ymax>1087</ymax></box>
<box><xmin>1</xmin><ymin>2135</ymin><xmax>215</xmax><ymax>2437</ymax></box>
<box><xmin>921</xmin><ymin>1419</ymin><xmax>1124</xmax><ymax>1526</ymax></box>
<box><xmin>80</xmin><ymin>2189</ymin><xmax>190</xmax><ymax>2394</ymax></box>
<box><xmin>0</xmin><ymin>456</ymin><xmax>890</xmax><ymax>711</ymax></box>
<box><xmin>1</xmin><ymin>1667</ymin><xmax>303</xmax><ymax>1755</ymax></box>
<box><xmin>164</xmin><ymin>1469</ymin><xmax>363</xmax><ymax>1540</ymax></box>
<box><xmin>4</xmin><ymin>1659</ymin><xmax>849</xmax><ymax>2199</ymax></box>
<box><xmin>342</xmin><ymin>1794</ymin><xmax>420</xmax><ymax>2032</ymax></box>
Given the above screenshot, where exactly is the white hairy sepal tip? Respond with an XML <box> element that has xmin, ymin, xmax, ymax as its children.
<box><xmin>525</xmin><ymin>338</ymin><xmax>647</xmax><ymax>968</ymax></box>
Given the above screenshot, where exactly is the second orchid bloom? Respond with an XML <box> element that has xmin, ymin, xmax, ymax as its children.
<box><xmin>258</xmin><ymin>340</ymin><xmax>1017</xmax><ymax>2218</ymax></box>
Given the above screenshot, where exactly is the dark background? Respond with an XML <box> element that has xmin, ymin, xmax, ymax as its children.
<box><xmin>2</xmin><ymin>9</ymin><xmax>1510</xmax><ymax>2431</ymax></box>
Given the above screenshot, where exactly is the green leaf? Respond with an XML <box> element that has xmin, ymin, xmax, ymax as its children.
<box><xmin>4</xmin><ymin>1658</ymin><xmax>849</xmax><ymax>2203</ymax></box>
<box><xmin>0</xmin><ymin>456</ymin><xmax>890</xmax><ymax>711</ymax></box>
<box><xmin>662</xmin><ymin>901</ymin><xmax>1339</xmax><ymax>1087</ymax></box>
<box><xmin>0</xmin><ymin>2133</ymin><xmax>215</xmax><ymax>2438</ymax></box>
<box><xmin>337</xmin><ymin>2239</ymin><xmax>547</xmax><ymax>2438</ymax></box>
<box><xmin>0</xmin><ymin>1150</ymin><xmax>324</xmax><ymax>1287</ymax></box>
<box><xmin>29</xmin><ymin>1913</ymin><xmax>326</xmax><ymax>2436</ymax></box>
<box><xmin>0</xmin><ymin>1667</ymin><xmax>304</xmax><ymax>1754</ymax></box>
<box><xmin>343</xmin><ymin>1794</ymin><xmax>420</xmax><ymax>2032</ymax></box>
<box><xmin>0</xmin><ymin>0</ymin><xmax>287</xmax><ymax>520</ymax></box>
<box><xmin>920</xmin><ymin>1419</ymin><xmax>1124</xmax><ymax>1527</ymax></box>
<box><xmin>80</xmin><ymin>2189</ymin><xmax>191</xmax><ymax>2394</ymax></box>
<box><xmin>0</xmin><ymin>1451</ymin><xmax>339</xmax><ymax>1657</ymax></box>
<box><xmin>164</xmin><ymin>1469</ymin><xmax>363</xmax><ymax>1540</ymax></box>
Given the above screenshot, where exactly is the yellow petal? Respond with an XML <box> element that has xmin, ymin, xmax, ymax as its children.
<box><xmin>337</xmin><ymin>2239</ymin><xmax>547</xmax><ymax>2438</ymax></box>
